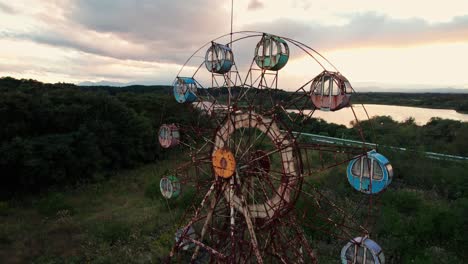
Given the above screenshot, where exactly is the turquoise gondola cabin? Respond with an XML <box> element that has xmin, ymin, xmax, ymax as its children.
<box><xmin>254</xmin><ymin>34</ymin><xmax>289</xmax><ymax>71</ymax></box>
<box><xmin>160</xmin><ymin>175</ymin><xmax>181</xmax><ymax>199</ymax></box>
<box><xmin>346</xmin><ymin>150</ymin><xmax>393</xmax><ymax>194</ymax></box>
<box><xmin>173</xmin><ymin>77</ymin><xmax>198</xmax><ymax>103</ymax></box>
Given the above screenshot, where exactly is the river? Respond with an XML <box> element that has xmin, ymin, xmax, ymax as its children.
<box><xmin>289</xmin><ymin>104</ymin><xmax>468</xmax><ymax>128</ymax></box>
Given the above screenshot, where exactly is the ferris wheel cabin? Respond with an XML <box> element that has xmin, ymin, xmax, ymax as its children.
<box><xmin>341</xmin><ymin>237</ymin><xmax>385</xmax><ymax>264</ymax></box>
<box><xmin>159</xmin><ymin>175</ymin><xmax>181</xmax><ymax>199</ymax></box>
<box><xmin>346</xmin><ymin>150</ymin><xmax>393</xmax><ymax>194</ymax></box>
<box><xmin>173</xmin><ymin>77</ymin><xmax>198</xmax><ymax>103</ymax></box>
<box><xmin>310</xmin><ymin>71</ymin><xmax>353</xmax><ymax>111</ymax></box>
<box><xmin>158</xmin><ymin>124</ymin><xmax>180</xmax><ymax>149</ymax></box>
<box><xmin>205</xmin><ymin>42</ymin><xmax>234</xmax><ymax>74</ymax></box>
<box><xmin>255</xmin><ymin>34</ymin><xmax>289</xmax><ymax>71</ymax></box>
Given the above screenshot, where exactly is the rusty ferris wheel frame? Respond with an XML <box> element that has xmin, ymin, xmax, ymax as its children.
<box><xmin>159</xmin><ymin>31</ymin><xmax>391</xmax><ymax>264</ymax></box>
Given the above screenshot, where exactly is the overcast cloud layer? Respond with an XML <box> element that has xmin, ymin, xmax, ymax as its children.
<box><xmin>0</xmin><ymin>0</ymin><xmax>467</xmax><ymax>88</ymax></box>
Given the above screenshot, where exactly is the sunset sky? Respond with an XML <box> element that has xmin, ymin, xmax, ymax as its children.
<box><xmin>1</xmin><ymin>0</ymin><xmax>467</xmax><ymax>90</ymax></box>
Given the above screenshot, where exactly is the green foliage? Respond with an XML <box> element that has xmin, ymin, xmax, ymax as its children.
<box><xmin>0</xmin><ymin>77</ymin><xmax>194</xmax><ymax>198</ymax></box>
<box><xmin>37</xmin><ymin>193</ymin><xmax>74</xmax><ymax>216</ymax></box>
<box><xmin>32</xmin><ymin>255</ymin><xmax>84</xmax><ymax>264</ymax></box>
<box><xmin>145</xmin><ymin>180</ymin><xmax>161</xmax><ymax>200</ymax></box>
<box><xmin>0</xmin><ymin>201</ymin><xmax>9</xmax><ymax>216</ymax></box>
<box><xmin>90</xmin><ymin>220</ymin><xmax>132</xmax><ymax>245</ymax></box>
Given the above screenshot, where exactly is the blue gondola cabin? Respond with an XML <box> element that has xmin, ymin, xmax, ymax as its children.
<box><xmin>205</xmin><ymin>42</ymin><xmax>234</xmax><ymax>74</ymax></box>
<box><xmin>173</xmin><ymin>77</ymin><xmax>198</xmax><ymax>103</ymax></box>
<box><xmin>346</xmin><ymin>150</ymin><xmax>393</xmax><ymax>194</ymax></box>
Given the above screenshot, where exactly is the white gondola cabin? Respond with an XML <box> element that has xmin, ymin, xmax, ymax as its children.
<box><xmin>159</xmin><ymin>175</ymin><xmax>181</xmax><ymax>199</ymax></box>
<box><xmin>254</xmin><ymin>34</ymin><xmax>289</xmax><ymax>71</ymax></box>
<box><xmin>158</xmin><ymin>124</ymin><xmax>180</xmax><ymax>149</ymax></box>
<box><xmin>341</xmin><ymin>237</ymin><xmax>385</xmax><ymax>264</ymax></box>
<box><xmin>173</xmin><ymin>77</ymin><xmax>198</xmax><ymax>103</ymax></box>
<box><xmin>310</xmin><ymin>71</ymin><xmax>353</xmax><ymax>111</ymax></box>
<box><xmin>205</xmin><ymin>42</ymin><xmax>234</xmax><ymax>74</ymax></box>
<box><xmin>346</xmin><ymin>150</ymin><xmax>393</xmax><ymax>194</ymax></box>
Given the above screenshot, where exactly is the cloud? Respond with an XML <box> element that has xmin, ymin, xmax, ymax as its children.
<box><xmin>1</xmin><ymin>0</ymin><xmax>231</xmax><ymax>64</ymax></box>
<box><xmin>0</xmin><ymin>2</ymin><xmax>16</xmax><ymax>14</ymax></box>
<box><xmin>69</xmin><ymin>0</ymin><xmax>228</xmax><ymax>56</ymax></box>
<box><xmin>1</xmin><ymin>1</ymin><xmax>467</xmax><ymax>88</ymax></box>
<box><xmin>248</xmin><ymin>0</ymin><xmax>264</xmax><ymax>10</ymax></box>
<box><xmin>243</xmin><ymin>13</ymin><xmax>468</xmax><ymax>51</ymax></box>
<box><xmin>3</xmin><ymin>2</ymin><xmax>467</xmax><ymax>66</ymax></box>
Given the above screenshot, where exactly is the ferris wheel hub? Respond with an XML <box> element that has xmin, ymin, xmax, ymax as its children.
<box><xmin>212</xmin><ymin>148</ymin><xmax>236</xmax><ymax>178</ymax></box>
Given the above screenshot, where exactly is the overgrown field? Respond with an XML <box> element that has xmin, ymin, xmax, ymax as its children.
<box><xmin>0</xmin><ymin>156</ymin><xmax>187</xmax><ymax>263</ymax></box>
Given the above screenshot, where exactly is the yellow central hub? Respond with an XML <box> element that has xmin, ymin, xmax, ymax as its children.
<box><xmin>212</xmin><ymin>149</ymin><xmax>236</xmax><ymax>178</ymax></box>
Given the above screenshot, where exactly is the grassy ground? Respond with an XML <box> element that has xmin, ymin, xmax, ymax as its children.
<box><xmin>1</xmin><ymin>149</ymin><xmax>465</xmax><ymax>263</ymax></box>
<box><xmin>0</xmin><ymin>157</ymin><xmax>185</xmax><ymax>264</ymax></box>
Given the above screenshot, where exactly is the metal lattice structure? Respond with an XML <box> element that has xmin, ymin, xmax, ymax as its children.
<box><xmin>158</xmin><ymin>31</ymin><xmax>393</xmax><ymax>264</ymax></box>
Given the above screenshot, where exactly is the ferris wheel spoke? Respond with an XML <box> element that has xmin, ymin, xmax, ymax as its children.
<box><xmin>235</xmin><ymin>180</ymin><xmax>264</xmax><ymax>264</ymax></box>
<box><xmin>240</xmin><ymin>141</ymin><xmax>294</xmax><ymax>170</ymax></box>
<box><xmin>191</xmin><ymin>186</ymin><xmax>224</xmax><ymax>261</ymax></box>
<box><xmin>236</xmin><ymin>116</ymin><xmax>276</xmax><ymax>161</ymax></box>
<box><xmin>265</xmin><ymin>175</ymin><xmax>367</xmax><ymax>238</ymax></box>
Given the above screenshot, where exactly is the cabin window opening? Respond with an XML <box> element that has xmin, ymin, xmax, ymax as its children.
<box><xmin>264</xmin><ymin>41</ymin><xmax>271</xmax><ymax>56</ymax></box>
<box><xmin>331</xmin><ymin>79</ymin><xmax>340</xmax><ymax>96</ymax></box>
<box><xmin>345</xmin><ymin>81</ymin><xmax>353</xmax><ymax>93</ymax></box>
<box><xmin>352</xmin><ymin>158</ymin><xmax>361</xmax><ymax>176</ymax></box>
<box><xmin>362</xmin><ymin>158</ymin><xmax>371</xmax><ymax>178</ymax></box>
<box><xmin>313</xmin><ymin>82</ymin><xmax>321</xmax><ymax>95</ymax></box>
<box><xmin>323</xmin><ymin>77</ymin><xmax>331</xmax><ymax>97</ymax></box>
<box><xmin>373</xmin><ymin>160</ymin><xmax>383</xmax><ymax>180</ymax></box>
<box><xmin>386</xmin><ymin>164</ymin><xmax>393</xmax><ymax>179</ymax></box>
<box><xmin>271</xmin><ymin>41</ymin><xmax>278</xmax><ymax>56</ymax></box>
<box><xmin>258</xmin><ymin>45</ymin><xmax>264</xmax><ymax>58</ymax></box>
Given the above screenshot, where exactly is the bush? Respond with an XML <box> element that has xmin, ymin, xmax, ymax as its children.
<box><xmin>145</xmin><ymin>180</ymin><xmax>161</xmax><ymax>200</ymax></box>
<box><xmin>37</xmin><ymin>193</ymin><xmax>74</xmax><ymax>216</ymax></box>
<box><xmin>0</xmin><ymin>201</ymin><xmax>9</xmax><ymax>216</ymax></box>
<box><xmin>90</xmin><ymin>220</ymin><xmax>132</xmax><ymax>245</ymax></box>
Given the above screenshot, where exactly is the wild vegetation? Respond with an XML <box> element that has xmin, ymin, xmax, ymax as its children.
<box><xmin>0</xmin><ymin>77</ymin><xmax>467</xmax><ymax>263</ymax></box>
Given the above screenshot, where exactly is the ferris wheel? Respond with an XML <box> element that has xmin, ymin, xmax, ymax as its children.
<box><xmin>157</xmin><ymin>31</ymin><xmax>393</xmax><ymax>264</ymax></box>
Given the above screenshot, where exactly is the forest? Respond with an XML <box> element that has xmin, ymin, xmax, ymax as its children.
<box><xmin>0</xmin><ymin>76</ymin><xmax>467</xmax><ymax>263</ymax></box>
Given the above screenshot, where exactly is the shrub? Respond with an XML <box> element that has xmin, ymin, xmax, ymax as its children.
<box><xmin>37</xmin><ymin>193</ymin><xmax>74</xmax><ymax>216</ymax></box>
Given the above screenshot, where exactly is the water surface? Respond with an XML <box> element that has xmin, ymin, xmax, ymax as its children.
<box><xmin>291</xmin><ymin>104</ymin><xmax>468</xmax><ymax>127</ymax></box>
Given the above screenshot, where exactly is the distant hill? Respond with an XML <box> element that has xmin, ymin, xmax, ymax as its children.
<box><xmin>2</xmin><ymin>76</ymin><xmax>467</xmax><ymax>112</ymax></box>
<box><xmin>79</xmin><ymin>80</ymin><xmax>172</xmax><ymax>87</ymax></box>
<box><xmin>79</xmin><ymin>80</ymin><xmax>129</xmax><ymax>87</ymax></box>
<box><xmin>79</xmin><ymin>80</ymin><xmax>468</xmax><ymax>94</ymax></box>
